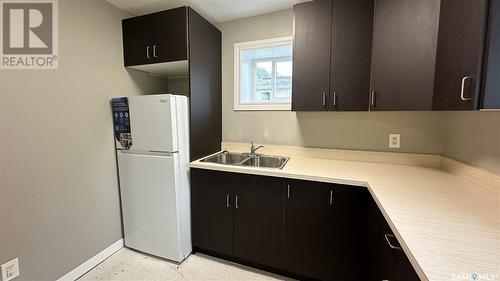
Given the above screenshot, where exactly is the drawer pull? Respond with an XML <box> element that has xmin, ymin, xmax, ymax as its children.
<box><xmin>226</xmin><ymin>194</ymin><xmax>230</xmax><ymax>208</ymax></box>
<box><xmin>385</xmin><ymin>233</ymin><xmax>402</xmax><ymax>250</ymax></box>
<box><xmin>235</xmin><ymin>195</ymin><xmax>239</xmax><ymax>209</ymax></box>
<box><xmin>287</xmin><ymin>184</ymin><xmax>290</xmax><ymax>198</ymax></box>
<box><xmin>329</xmin><ymin>190</ymin><xmax>333</xmax><ymax>206</ymax></box>
<box><xmin>460</xmin><ymin>76</ymin><xmax>473</xmax><ymax>101</ymax></box>
<box><xmin>153</xmin><ymin>45</ymin><xmax>158</xmax><ymax>58</ymax></box>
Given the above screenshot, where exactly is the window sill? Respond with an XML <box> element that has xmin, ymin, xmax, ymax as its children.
<box><xmin>233</xmin><ymin>103</ymin><xmax>291</xmax><ymax>111</ymax></box>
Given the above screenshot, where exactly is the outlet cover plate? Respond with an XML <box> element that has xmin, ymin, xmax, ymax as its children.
<box><xmin>1</xmin><ymin>258</ymin><xmax>19</xmax><ymax>281</ymax></box>
<box><xmin>389</xmin><ymin>134</ymin><xmax>401</xmax><ymax>149</ymax></box>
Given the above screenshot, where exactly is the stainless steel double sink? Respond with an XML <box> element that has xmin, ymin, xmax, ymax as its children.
<box><xmin>201</xmin><ymin>151</ymin><xmax>289</xmax><ymax>169</ymax></box>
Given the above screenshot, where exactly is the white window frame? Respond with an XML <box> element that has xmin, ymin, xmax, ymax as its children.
<box><xmin>234</xmin><ymin>36</ymin><xmax>293</xmax><ymax>111</ymax></box>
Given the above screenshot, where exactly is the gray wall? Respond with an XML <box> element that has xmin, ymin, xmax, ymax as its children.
<box><xmin>442</xmin><ymin>111</ymin><xmax>500</xmax><ymax>175</ymax></box>
<box><xmin>0</xmin><ymin>0</ymin><xmax>168</xmax><ymax>280</ymax></box>
<box><xmin>167</xmin><ymin>77</ymin><xmax>190</xmax><ymax>96</ymax></box>
<box><xmin>219</xmin><ymin>11</ymin><xmax>444</xmax><ymax>154</ymax></box>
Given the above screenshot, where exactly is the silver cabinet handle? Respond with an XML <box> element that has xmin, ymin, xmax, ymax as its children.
<box><xmin>287</xmin><ymin>184</ymin><xmax>290</xmax><ymax>198</ymax></box>
<box><xmin>460</xmin><ymin>76</ymin><xmax>473</xmax><ymax>101</ymax></box>
<box><xmin>332</xmin><ymin>92</ymin><xmax>337</xmax><ymax>108</ymax></box>
<box><xmin>329</xmin><ymin>190</ymin><xmax>333</xmax><ymax>206</ymax></box>
<box><xmin>385</xmin><ymin>234</ymin><xmax>402</xmax><ymax>250</ymax></box>
<box><xmin>153</xmin><ymin>45</ymin><xmax>158</xmax><ymax>58</ymax></box>
<box><xmin>235</xmin><ymin>195</ymin><xmax>239</xmax><ymax>209</ymax></box>
<box><xmin>226</xmin><ymin>194</ymin><xmax>230</xmax><ymax>208</ymax></box>
<box><xmin>371</xmin><ymin>90</ymin><xmax>376</xmax><ymax>107</ymax></box>
<box><xmin>146</xmin><ymin>46</ymin><xmax>151</xmax><ymax>59</ymax></box>
<box><xmin>322</xmin><ymin>92</ymin><xmax>327</xmax><ymax>108</ymax></box>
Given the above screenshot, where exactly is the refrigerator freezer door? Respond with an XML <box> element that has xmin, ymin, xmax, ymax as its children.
<box><xmin>127</xmin><ymin>95</ymin><xmax>178</xmax><ymax>152</ymax></box>
<box><xmin>117</xmin><ymin>150</ymin><xmax>182</xmax><ymax>261</ymax></box>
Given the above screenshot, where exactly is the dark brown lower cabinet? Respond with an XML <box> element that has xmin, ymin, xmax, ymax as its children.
<box><xmin>378</xmin><ymin>221</ymin><xmax>421</xmax><ymax>281</ymax></box>
<box><xmin>234</xmin><ymin>189</ymin><xmax>283</xmax><ymax>269</ymax></box>
<box><xmin>369</xmin><ymin>196</ymin><xmax>421</xmax><ymax>281</ymax></box>
<box><xmin>191</xmin><ymin>168</ymin><xmax>420</xmax><ymax>281</ymax></box>
<box><xmin>283</xmin><ymin>180</ymin><xmax>367</xmax><ymax>280</ymax></box>
<box><xmin>190</xmin><ymin>175</ymin><xmax>233</xmax><ymax>256</ymax></box>
<box><xmin>191</xmin><ymin>169</ymin><xmax>284</xmax><ymax>268</ymax></box>
<box><xmin>283</xmin><ymin>180</ymin><xmax>335</xmax><ymax>280</ymax></box>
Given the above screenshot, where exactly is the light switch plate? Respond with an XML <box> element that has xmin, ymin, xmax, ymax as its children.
<box><xmin>1</xmin><ymin>258</ymin><xmax>20</xmax><ymax>281</ymax></box>
<box><xmin>389</xmin><ymin>134</ymin><xmax>401</xmax><ymax>149</ymax></box>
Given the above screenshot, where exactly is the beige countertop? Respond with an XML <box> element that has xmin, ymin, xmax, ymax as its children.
<box><xmin>189</xmin><ymin>142</ymin><xmax>500</xmax><ymax>281</ymax></box>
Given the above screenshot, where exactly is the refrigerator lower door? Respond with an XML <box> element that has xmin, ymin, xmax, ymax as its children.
<box><xmin>117</xmin><ymin>150</ymin><xmax>183</xmax><ymax>261</ymax></box>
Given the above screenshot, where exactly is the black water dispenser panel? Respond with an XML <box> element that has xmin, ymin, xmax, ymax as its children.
<box><xmin>111</xmin><ymin>97</ymin><xmax>130</xmax><ymax>142</ymax></box>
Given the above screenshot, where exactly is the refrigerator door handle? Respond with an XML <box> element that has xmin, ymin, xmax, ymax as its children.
<box><xmin>117</xmin><ymin>149</ymin><xmax>178</xmax><ymax>157</ymax></box>
<box><xmin>148</xmin><ymin>150</ymin><xmax>178</xmax><ymax>154</ymax></box>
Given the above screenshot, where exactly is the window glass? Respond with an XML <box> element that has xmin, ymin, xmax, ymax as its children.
<box><xmin>235</xmin><ymin>38</ymin><xmax>292</xmax><ymax>110</ymax></box>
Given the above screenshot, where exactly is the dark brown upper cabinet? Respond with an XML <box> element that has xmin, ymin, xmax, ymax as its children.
<box><xmin>370</xmin><ymin>0</ymin><xmax>440</xmax><ymax>111</ymax></box>
<box><xmin>330</xmin><ymin>0</ymin><xmax>374</xmax><ymax>111</ymax></box>
<box><xmin>292</xmin><ymin>0</ymin><xmax>374</xmax><ymax>111</ymax></box>
<box><xmin>480</xmin><ymin>0</ymin><xmax>500</xmax><ymax>110</ymax></box>
<box><xmin>292</xmin><ymin>0</ymin><xmax>332</xmax><ymax>111</ymax></box>
<box><xmin>122</xmin><ymin>7</ymin><xmax>188</xmax><ymax>66</ymax></box>
<box><xmin>187</xmin><ymin>8</ymin><xmax>222</xmax><ymax>162</ymax></box>
<box><xmin>433</xmin><ymin>0</ymin><xmax>488</xmax><ymax>110</ymax></box>
<box><xmin>122</xmin><ymin>7</ymin><xmax>222</xmax><ymax>161</ymax></box>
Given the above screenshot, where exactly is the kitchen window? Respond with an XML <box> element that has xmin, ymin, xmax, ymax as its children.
<box><xmin>234</xmin><ymin>37</ymin><xmax>293</xmax><ymax>110</ymax></box>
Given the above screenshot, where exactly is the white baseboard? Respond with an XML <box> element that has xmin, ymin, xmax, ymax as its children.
<box><xmin>57</xmin><ymin>239</ymin><xmax>124</xmax><ymax>281</ymax></box>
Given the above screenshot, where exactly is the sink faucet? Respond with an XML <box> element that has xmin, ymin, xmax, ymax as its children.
<box><xmin>250</xmin><ymin>142</ymin><xmax>264</xmax><ymax>156</ymax></box>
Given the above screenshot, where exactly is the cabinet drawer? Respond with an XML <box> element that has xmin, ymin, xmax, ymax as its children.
<box><xmin>191</xmin><ymin>168</ymin><xmax>283</xmax><ymax>197</ymax></box>
<box><xmin>378</xmin><ymin>218</ymin><xmax>421</xmax><ymax>281</ymax></box>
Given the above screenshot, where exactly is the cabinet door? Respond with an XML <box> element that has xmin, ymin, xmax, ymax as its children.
<box><xmin>433</xmin><ymin>0</ymin><xmax>487</xmax><ymax>110</ymax></box>
<box><xmin>122</xmin><ymin>15</ymin><xmax>154</xmax><ymax>66</ymax></box>
<box><xmin>292</xmin><ymin>0</ymin><xmax>332</xmax><ymax>111</ymax></box>
<box><xmin>370</xmin><ymin>0</ymin><xmax>440</xmax><ymax>110</ymax></box>
<box><xmin>330</xmin><ymin>184</ymin><xmax>368</xmax><ymax>281</ymax></box>
<box><xmin>330</xmin><ymin>0</ymin><xmax>374</xmax><ymax>111</ymax></box>
<box><xmin>283</xmin><ymin>180</ymin><xmax>334</xmax><ymax>280</ymax></box>
<box><xmin>188</xmin><ymin>7</ymin><xmax>222</xmax><ymax>161</ymax></box>
<box><xmin>233</xmin><ymin>188</ymin><xmax>284</xmax><ymax>269</ymax></box>
<box><xmin>481</xmin><ymin>0</ymin><xmax>500</xmax><ymax>109</ymax></box>
<box><xmin>378</xmin><ymin>220</ymin><xmax>421</xmax><ymax>281</ymax></box>
<box><xmin>191</xmin><ymin>170</ymin><xmax>233</xmax><ymax>256</ymax></box>
<box><xmin>149</xmin><ymin>7</ymin><xmax>188</xmax><ymax>63</ymax></box>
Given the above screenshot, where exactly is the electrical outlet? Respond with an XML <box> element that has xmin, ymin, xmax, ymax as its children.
<box><xmin>1</xmin><ymin>258</ymin><xmax>20</xmax><ymax>281</ymax></box>
<box><xmin>389</xmin><ymin>134</ymin><xmax>400</xmax><ymax>149</ymax></box>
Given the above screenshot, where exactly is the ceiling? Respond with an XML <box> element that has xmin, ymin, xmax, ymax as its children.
<box><xmin>106</xmin><ymin>0</ymin><xmax>309</xmax><ymax>24</ymax></box>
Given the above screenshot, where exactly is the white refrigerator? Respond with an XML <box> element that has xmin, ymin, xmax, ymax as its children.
<box><xmin>111</xmin><ymin>94</ymin><xmax>191</xmax><ymax>262</ymax></box>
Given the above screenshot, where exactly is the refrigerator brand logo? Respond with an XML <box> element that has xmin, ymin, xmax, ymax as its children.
<box><xmin>0</xmin><ymin>0</ymin><xmax>58</xmax><ymax>69</ymax></box>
